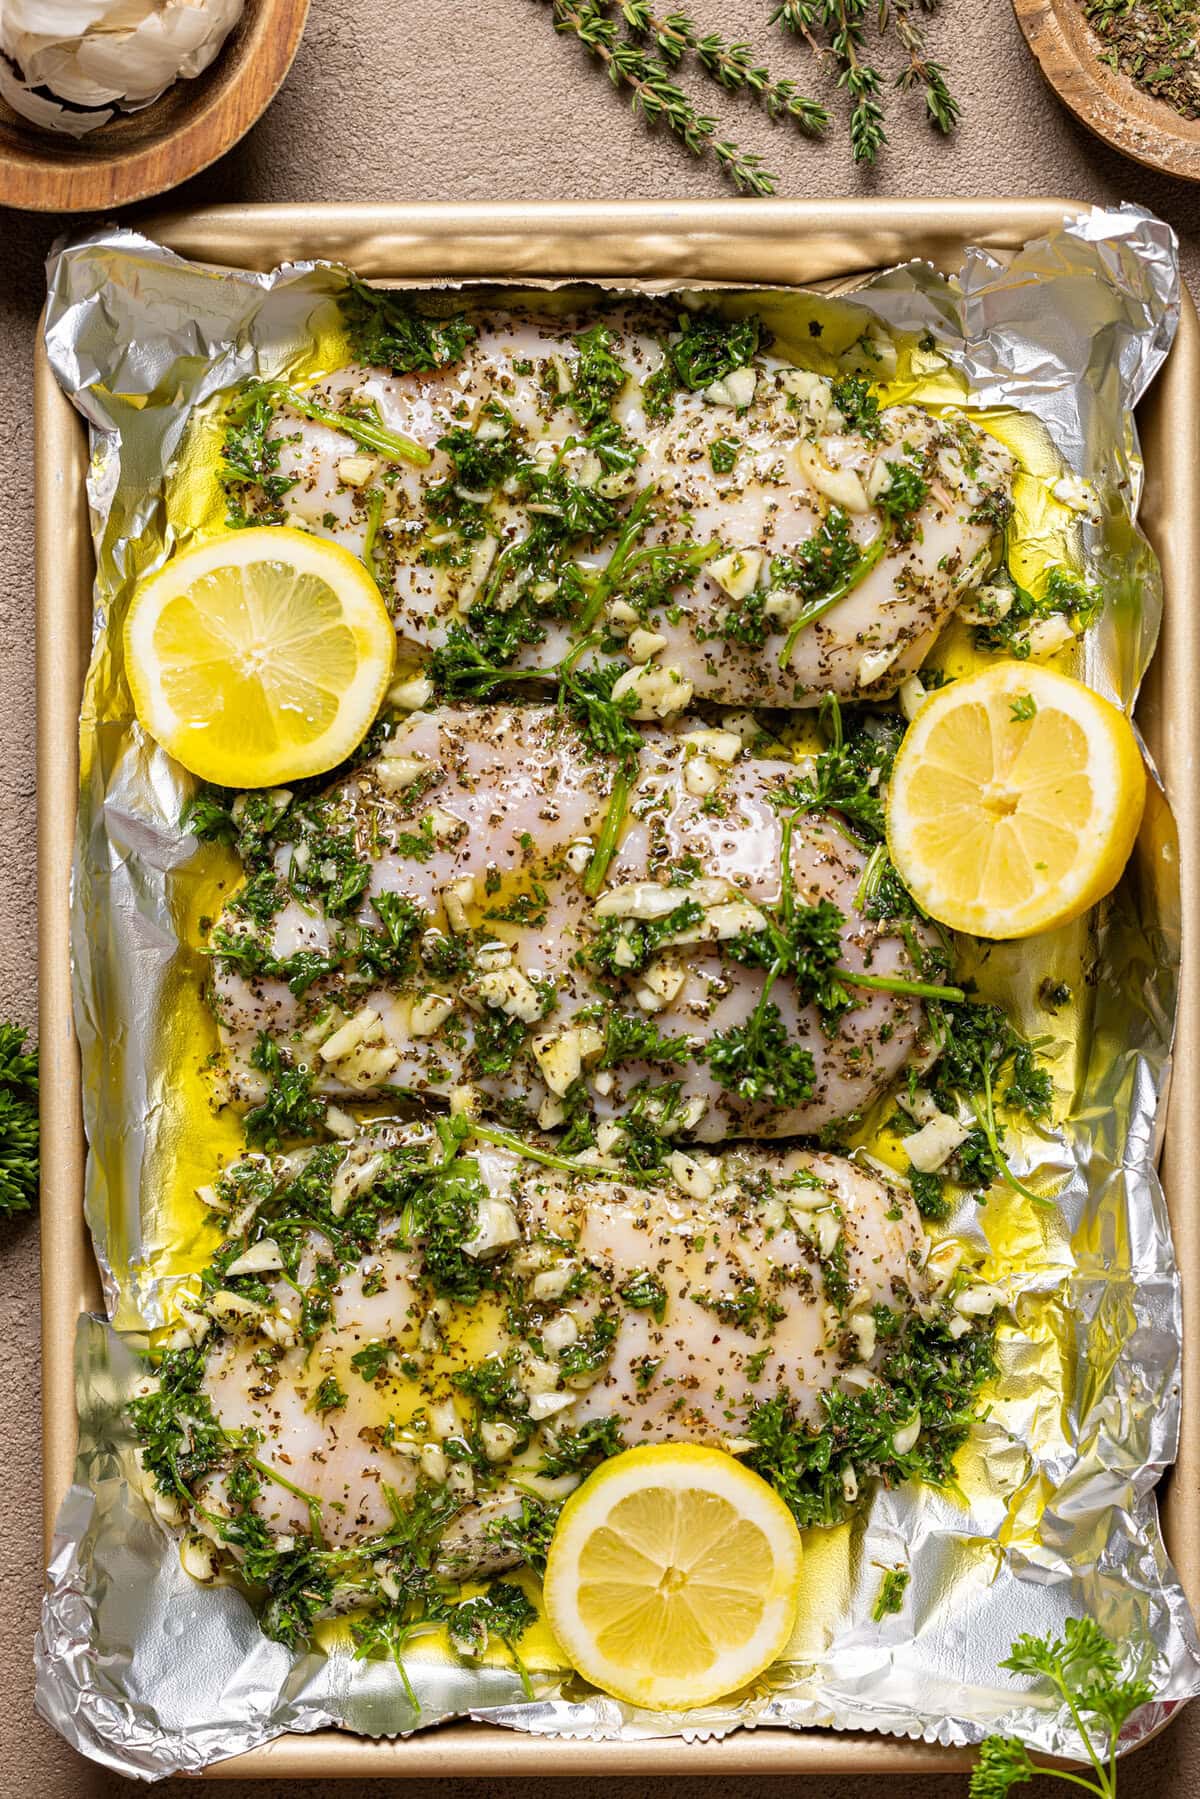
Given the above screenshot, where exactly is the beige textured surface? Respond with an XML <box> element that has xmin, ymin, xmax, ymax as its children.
<box><xmin>4</xmin><ymin>0</ymin><xmax>1200</xmax><ymax>1791</ymax></box>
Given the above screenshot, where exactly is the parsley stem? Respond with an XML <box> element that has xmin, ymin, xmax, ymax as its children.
<box><xmin>556</xmin><ymin>631</ymin><xmax>601</xmax><ymax>681</ymax></box>
<box><xmin>576</xmin><ymin>484</ymin><xmax>659</xmax><ymax>634</ymax></box>
<box><xmin>479</xmin><ymin>532</ymin><xmax>531</xmax><ymax>610</ymax></box>
<box><xmin>467</xmin><ymin>1121</ymin><xmax>635</xmax><ymax>1183</ymax></box>
<box><xmin>584</xmin><ymin>762</ymin><xmax>633</xmax><ymax>898</ymax></box>
<box><xmin>363</xmin><ymin>487</ymin><xmax>386</xmax><ymax>585</ymax></box>
<box><xmin>249</xmin><ymin>1455</ymin><xmax>327</xmax><ymax>1547</ymax></box>
<box><xmin>972</xmin><ymin>1065</ymin><xmax>1050</xmax><ymax>1209</ymax></box>
<box><xmin>390</xmin><ymin>1632</ymin><xmax>422</xmax><ymax>1713</ymax></box>
<box><xmin>777</xmin><ymin>526</ymin><xmax>890</xmax><ymax>671</ymax></box>
<box><xmin>838</xmin><ymin>969</ymin><xmax>964</xmax><ymax>1003</ymax></box>
<box><xmin>778</xmin><ymin>813</ymin><xmax>797</xmax><ymax>929</ymax></box>
<box><xmin>512</xmin><ymin>1643</ymin><xmax>535</xmax><ymax>1699</ymax></box>
<box><xmin>1056</xmin><ymin>1672</ymin><xmax>1115</xmax><ymax>1796</ymax></box>
<box><xmin>245</xmin><ymin>380</ymin><xmax>432</xmax><ymax>469</ymax></box>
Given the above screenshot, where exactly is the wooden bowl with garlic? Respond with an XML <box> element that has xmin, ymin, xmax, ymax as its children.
<box><xmin>0</xmin><ymin>0</ymin><xmax>309</xmax><ymax>211</ymax></box>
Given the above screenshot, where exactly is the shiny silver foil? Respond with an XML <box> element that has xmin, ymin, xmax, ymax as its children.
<box><xmin>34</xmin><ymin>207</ymin><xmax>1200</xmax><ymax>1779</ymax></box>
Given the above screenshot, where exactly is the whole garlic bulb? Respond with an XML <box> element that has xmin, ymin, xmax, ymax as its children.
<box><xmin>0</xmin><ymin>0</ymin><xmax>244</xmax><ymax>137</ymax></box>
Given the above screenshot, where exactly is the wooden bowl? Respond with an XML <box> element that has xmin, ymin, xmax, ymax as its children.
<box><xmin>0</xmin><ymin>0</ymin><xmax>310</xmax><ymax>212</ymax></box>
<box><xmin>1013</xmin><ymin>0</ymin><xmax>1200</xmax><ymax>181</ymax></box>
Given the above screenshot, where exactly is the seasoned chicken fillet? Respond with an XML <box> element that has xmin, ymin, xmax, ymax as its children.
<box><xmin>183</xmin><ymin>1127</ymin><xmax>934</xmax><ymax>1578</ymax></box>
<box><xmin>234</xmin><ymin>301</ymin><xmax>1013</xmax><ymax>707</ymax></box>
<box><xmin>210</xmin><ymin>705</ymin><xmax>940</xmax><ymax>1139</ymax></box>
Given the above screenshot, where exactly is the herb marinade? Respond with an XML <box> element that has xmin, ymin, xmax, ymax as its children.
<box><xmin>130</xmin><ymin>280</ymin><xmax>1094</xmax><ymax>1695</ymax></box>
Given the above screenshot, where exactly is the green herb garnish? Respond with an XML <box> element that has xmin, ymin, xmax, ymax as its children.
<box><xmin>970</xmin><ymin>1618</ymin><xmax>1152</xmax><ymax>1798</ymax></box>
<box><xmin>0</xmin><ymin>1022</ymin><xmax>37</xmax><ymax>1219</ymax></box>
<box><xmin>342</xmin><ymin>276</ymin><xmax>477</xmax><ymax>373</ymax></box>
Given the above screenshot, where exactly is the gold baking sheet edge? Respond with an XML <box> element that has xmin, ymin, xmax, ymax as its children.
<box><xmin>34</xmin><ymin>197</ymin><xmax>1200</xmax><ymax>1779</ymax></box>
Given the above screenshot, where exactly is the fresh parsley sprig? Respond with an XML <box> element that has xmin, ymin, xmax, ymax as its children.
<box><xmin>0</xmin><ymin>1022</ymin><xmax>38</xmax><ymax>1219</ymax></box>
<box><xmin>770</xmin><ymin>694</ymin><xmax>902</xmax><ymax>844</ymax></box>
<box><xmin>970</xmin><ymin>1618</ymin><xmax>1152</xmax><ymax>1798</ymax></box>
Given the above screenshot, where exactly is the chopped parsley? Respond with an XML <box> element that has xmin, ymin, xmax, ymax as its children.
<box><xmin>773</xmin><ymin>505</ymin><xmax>860</xmax><ymax>600</ymax></box>
<box><xmin>618</xmin><ymin>1269</ymin><xmax>668</xmax><ymax>1321</ymax></box>
<box><xmin>907</xmin><ymin>1167</ymin><xmax>950</xmax><ymax>1222</ymax></box>
<box><xmin>872</xmin><ymin>1565</ymin><xmax>910</xmax><ymax>1620</ymax></box>
<box><xmin>451</xmin><ymin>1353</ymin><xmax>529</xmax><ymax>1419</ymax></box>
<box><xmin>877</xmin><ymin>455</ymin><xmax>929</xmax><ymax>540</ymax></box>
<box><xmin>342</xmin><ymin>275</ymin><xmax>477</xmax><ymax>373</ymax></box>
<box><xmin>312</xmin><ymin>1376</ymin><xmax>347</xmax><ymax>1414</ymax></box>
<box><xmin>220</xmin><ymin>391</ymin><xmax>297</xmax><ymax>527</ymax></box>
<box><xmin>400</xmin><ymin>1135</ymin><xmax>497</xmax><ymax>1303</ymax></box>
<box><xmin>976</xmin><ymin>562</ymin><xmax>1102</xmax><ymax>658</ymax></box>
<box><xmin>643</xmin><ymin>309</ymin><xmax>764</xmax><ymax>419</ymax></box>
<box><xmin>709</xmin><ymin>436</ymin><xmax>740</xmax><ymax>473</ymax></box>
<box><xmin>471</xmin><ymin>1007</ymin><xmax>530</xmax><ymax>1078</ymax></box>
<box><xmin>745</xmin><ymin>1306</ymin><xmax>996</xmax><ymax>1528</ymax></box>
<box><xmin>351</xmin><ymin>1340</ymin><xmax>393</xmax><ymax>1382</ymax></box>
<box><xmin>587</xmin><ymin>899</ymin><xmax>704</xmax><ymax>978</ymax></box>
<box><xmin>556</xmin><ymin>1311</ymin><xmax>619</xmax><ymax>1381</ymax></box>
<box><xmin>569</xmin><ymin>323</ymin><xmax>629</xmax><ymax>429</ymax></box>
<box><xmin>594</xmin><ymin>1010</ymin><xmax>692</xmax><ymax>1070</ymax></box>
<box><xmin>923</xmin><ymin>997</ymin><xmax>1054</xmax><ymax>1202</ymax></box>
<box><xmin>243</xmin><ymin>1033</ymin><xmax>326</xmax><ymax>1150</ymax></box>
<box><xmin>830</xmin><ymin>373</ymin><xmax>882</xmax><ymax>440</ymax></box>
<box><xmin>706</xmin><ymin>1001</ymin><xmax>816</xmax><ymax>1107</ymax></box>
<box><xmin>769</xmin><ymin>695</ymin><xmax>902</xmax><ymax>844</ymax></box>
<box><xmin>0</xmin><ymin>1022</ymin><xmax>38</xmax><ymax>1219</ymax></box>
<box><xmin>538</xmin><ymin>1416</ymin><xmax>626</xmax><ymax>1477</ymax></box>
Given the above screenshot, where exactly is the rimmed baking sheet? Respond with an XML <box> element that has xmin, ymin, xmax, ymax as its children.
<box><xmin>34</xmin><ymin>197</ymin><xmax>1200</xmax><ymax>1778</ymax></box>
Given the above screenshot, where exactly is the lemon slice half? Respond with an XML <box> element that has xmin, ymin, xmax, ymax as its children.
<box><xmin>542</xmin><ymin>1444</ymin><xmax>803</xmax><ymax>1710</ymax></box>
<box><xmin>124</xmin><ymin>526</ymin><xmax>395</xmax><ymax>788</ymax></box>
<box><xmin>887</xmin><ymin>661</ymin><xmax>1146</xmax><ymax>939</ymax></box>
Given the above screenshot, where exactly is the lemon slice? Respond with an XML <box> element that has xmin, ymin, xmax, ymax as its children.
<box><xmin>887</xmin><ymin>661</ymin><xmax>1146</xmax><ymax>939</ymax></box>
<box><xmin>542</xmin><ymin>1445</ymin><xmax>802</xmax><ymax>1710</ymax></box>
<box><xmin>124</xmin><ymin>526</ymin><xmax>395</xmax><ymax>788</ymax></box>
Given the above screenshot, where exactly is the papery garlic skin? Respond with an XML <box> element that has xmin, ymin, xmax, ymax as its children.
<box><xmin>0</xmin><ymin>0</ymin><xmax>244</xmax><ymax>134</ymax></box>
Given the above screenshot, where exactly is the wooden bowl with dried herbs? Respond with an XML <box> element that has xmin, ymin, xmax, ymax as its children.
<box><xmin>1014</xmin><ymin>0</ymin><xmax>1200</xmax><ymax>180</ymax></box>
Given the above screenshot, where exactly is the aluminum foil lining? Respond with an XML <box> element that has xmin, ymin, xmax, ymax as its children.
<box><xmin>33</xmin><ymin>206</ymin><xmax>1200</xmax><ymax>1779</ymax></box>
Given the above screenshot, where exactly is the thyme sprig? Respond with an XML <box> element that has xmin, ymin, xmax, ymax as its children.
<box><xmin>885</xmin><ymin>0</ymin><xmax>960</xmax><ymax>134</ymax></box>
<box><xmin>546</xmin><ymin>0</ymin><xmax>781</xmax><ymax>194</ymax></box>
<box><xmin>772</xmin><ymin>0</ymin><xmax>959</xmax><ymax>163</ymax></box>
<box><xmin>618</xmin><ymin>1</ymin><xmax>829</xmax><ymax>133</ymax></box>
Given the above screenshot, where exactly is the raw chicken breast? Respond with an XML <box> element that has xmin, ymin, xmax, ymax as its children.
<box><xmin>236</xmin><ymin>300</ymin><xmax>1013</xmax><ymax>707</ymax></box>
<box><xmin>188</xmin><ymin>1126</ymin><xmax>932</xmax><ymax>1576</ymax></box>
<box><xmin>209</xmin><ymin>705</ymin><xmax>941</xmax><ymax>1140</ymax></box>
